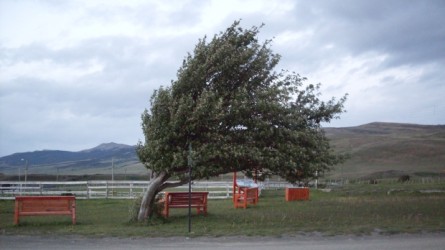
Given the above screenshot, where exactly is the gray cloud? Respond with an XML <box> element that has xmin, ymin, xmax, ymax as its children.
<box><xmin>310</xmin><ymin>0</ymin><xmax>445</xmax><ymax>67</ymax></box>
<box><xmin>1</xmin><ymin>0</ymin><xmax>444</xmax><ymax>156</ymax></box>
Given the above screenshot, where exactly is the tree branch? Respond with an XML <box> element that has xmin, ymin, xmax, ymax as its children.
<box><xmin>157</xmin><ymin>178</ymin><xmax>189</xmax><ymax>191</ymax></box>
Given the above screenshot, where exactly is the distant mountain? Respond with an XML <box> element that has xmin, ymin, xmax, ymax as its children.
<box><xmin>1</xmin><ymin>123</ymin><xmax>444</xmax><ymax>179</ymax></box>
<box><xmin>81</xmin><ymin>142</ymin><xmax>135</xmax><ymax>153</ymax></box>
<box><xmin>0</xmin><ymin>142</ymin><xmax>145</xmax><ymax>175</ymax></box>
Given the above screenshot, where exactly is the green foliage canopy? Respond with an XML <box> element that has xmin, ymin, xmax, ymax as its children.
<box><xmin>137</xmin><ymin>21</ymin><xmax>347</xmax><ymax>184</ymax></box>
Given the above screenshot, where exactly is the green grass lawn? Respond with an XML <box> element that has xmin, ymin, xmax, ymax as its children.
<box><xmin>1</xmin><ymin>182</ymin><xmax>444</xmax><ymax>237</ymax></box>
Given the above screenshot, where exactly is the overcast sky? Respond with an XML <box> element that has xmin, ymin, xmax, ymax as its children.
<box><xmin>1</xmin><ymin>0</ymin><xmax>444</xmax><ymax>156</ymax></box>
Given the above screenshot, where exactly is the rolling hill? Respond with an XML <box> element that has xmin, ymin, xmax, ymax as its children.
<box><xmin>324</xmin><ymin>122</ymin><xmax>445</xmax><ymax>179</ymax></box>
<box><xmin>1</xmin><ymin>123</ymin><xmax>444</xmax><ymax>179</ymax></box>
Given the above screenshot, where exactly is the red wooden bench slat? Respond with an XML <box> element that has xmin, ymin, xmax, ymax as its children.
<box><xmin>14</xmin><ymin>196</ymin><xmax>76</xmax><ymax>225</ymax></box>
<box><xmin>285</xmin><ymin>187</ymin><xmax>310</xmax><ymax>201</ymax></box>
<box><xmin>234</xmin><ymin>187</ymin><xmax>258</xmax><ymax>209</ymax></box>
<box><xmin>162</xmin><ymin>192</ymin><xmax>208</xmax><ymax>218</ymax></box>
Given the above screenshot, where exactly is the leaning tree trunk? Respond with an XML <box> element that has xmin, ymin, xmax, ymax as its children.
<box><xmin>137</xmin><ymin>171</ymin><xmax>167</xmax><ymax>221</ymax></box>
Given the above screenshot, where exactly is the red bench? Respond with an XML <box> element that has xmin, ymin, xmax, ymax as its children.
<box><xmin>233</xmin><ymin>187</ymin><xmax>259</xmax><ymax>209</ymax></box>
<box><xmin>14</xmin><ymin>196</ymin><xmax>76</xmax><ymax>225</ymax></box>
<box><xmin>162</xmin><ymin>192</ymin><xmax>208</xmax><ymax>218</ymax></box>
<box><xmin>285</xmin><ymin>187</ymin><xmax>309</xmax><ymax>201</ymax></box>
<box><xmin>232</xmin><ymin>171</ymin><xmax>260</xmax><ymax>209</ymax></box>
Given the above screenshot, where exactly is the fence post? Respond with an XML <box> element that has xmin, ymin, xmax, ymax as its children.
<box><xmin>87</xmin><ymin>181</ymin><xmax>90</xmax><ymax>199</ymax></box>
<box><xmin>130</xmin><ymin>182</ymin><xmax>133</xmax><ymax>198</ymax></box>
<box><xmin>226</xmin><ymin>184</ymin><xmax>229</xmax><ymax>198</ymax></box>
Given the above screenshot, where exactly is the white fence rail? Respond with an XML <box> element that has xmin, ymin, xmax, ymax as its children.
<box><xmin>0</xmin><ymin>180</ymin><xmax>293</xmax><ymax>200</ymax></box>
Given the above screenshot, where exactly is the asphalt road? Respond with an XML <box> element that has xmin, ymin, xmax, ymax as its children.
<box><xmin>1</xmin><ymin>233</ymin><xmax>444</xmax><ymax>250</ymax></box>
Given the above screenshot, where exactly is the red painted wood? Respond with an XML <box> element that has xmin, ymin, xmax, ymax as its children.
<box><xmin>162</xmin><ymin>192</ymin><xmax>209</xmax><ymax>218</ymax></box>
<box><xmin>285</xmin><ymin>187</ymin><xmax>309</xmax><ymax>201</ymax></box>
<box><xmin>14</xmin><ymin>196</ymin><xmax>76</xmax><ymax>225</ymax></box>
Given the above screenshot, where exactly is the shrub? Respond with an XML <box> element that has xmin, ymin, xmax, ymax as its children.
<box><xmin>398</xmin><ymin>175</ymin><xmax>410</xmax><ymax>183</ymax></box>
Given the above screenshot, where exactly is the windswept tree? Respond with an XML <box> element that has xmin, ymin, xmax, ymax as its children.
<box><xmin>136</xmin><ymin>21</ymin><xmax>347</xmax><ymax>221</ymax></box>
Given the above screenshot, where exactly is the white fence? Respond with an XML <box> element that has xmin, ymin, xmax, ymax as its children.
<box><xmin>0</xmin><ymin>180</ymin><xmax>293</xmax><ymax>200</ymax></box>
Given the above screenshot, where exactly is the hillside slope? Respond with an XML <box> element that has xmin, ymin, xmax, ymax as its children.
<box><xmin>0</xmin><ymin>142</ymin><xmax>146</xmax><ymax>175</ymax></box>
<box><xmin>1</xmin><ymin>123</ymin><xmax>444</xmax><ymax>178</ymax></box>
<box><xmin>324</xmin><ymin>122</ymin><xmax>445</xmax><ymax>178</ymax></box>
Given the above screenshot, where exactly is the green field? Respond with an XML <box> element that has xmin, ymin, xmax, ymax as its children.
<box><xmin>1</xmin><ymin>182</ymin><xmax>444</xmax><ymax>237</ymax></box>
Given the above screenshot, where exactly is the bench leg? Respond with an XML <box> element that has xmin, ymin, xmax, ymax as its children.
<box><xmin>71</xmin><ymin>201</ymin><xmax>76</xmax><ymax>225</ymax></box>
<box><xmin>195</xmin><ymin>206</ymin><xmax>207</xmax><ymax>216</ymax></box>
<box><xmin>14</xmin><ymin>200</ymin><xmax>19</xmax><ymax>225</ymax></box>
<box><xmin>72</xmin><ymin>210</ymin><xmax>76</xmax><ymax>225</ymax></box>
<box><xmin>163</xmin><ymin>205</ymin><xmax>169</xmax><ymax>218</ymax></box>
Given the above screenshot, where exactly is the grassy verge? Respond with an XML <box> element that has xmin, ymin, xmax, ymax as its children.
<box><xmin>1</xmin><ymin>182</ymin><xmax>444</xmax><ymax>237</ymax></box>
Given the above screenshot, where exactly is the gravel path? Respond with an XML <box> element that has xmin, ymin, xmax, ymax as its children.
<box><xmin>1</xmin><ymin>233</ymin><xmax>445</xmax><ymax>250</ymax></box>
